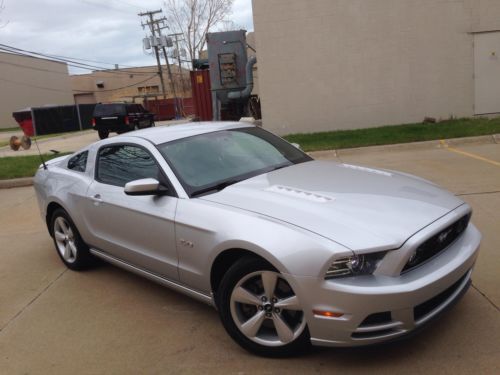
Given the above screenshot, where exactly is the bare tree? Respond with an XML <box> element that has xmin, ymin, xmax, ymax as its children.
<box><xmin>217</xmin><ymin>19</ymin><xmax>242</xmax><ymax>32</ymax></box>
<box><xmin>164</xmin><ymin>0</ymin><xmax>234</xmax><ymax>65</ymax></box>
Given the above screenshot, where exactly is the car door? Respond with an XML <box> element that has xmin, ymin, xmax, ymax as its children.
<box><xmin>82</xmin><ymin>142</ymin><xmax>179</xmax><ymax>280</ymax></box>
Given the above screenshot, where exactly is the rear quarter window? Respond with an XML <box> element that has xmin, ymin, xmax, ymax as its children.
<box><xmin>67</xmin><ymin>151</ymin><xmax>88</xmax><ymax>172</ymax></box>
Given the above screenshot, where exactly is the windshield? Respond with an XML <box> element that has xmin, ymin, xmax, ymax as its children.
<box><xmin>158</xmin><ymin>127</ymin><xmax>312</xmax><ymax>197</ymax></box>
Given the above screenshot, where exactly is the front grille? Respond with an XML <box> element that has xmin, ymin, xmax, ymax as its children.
<box><xmin>402</xmin><ymin>213</ymin><xmax>471</xmax><ymax>273</ymax></box>
<box><xmin>413</xmin><ymin>272</ymin><xmax>468</xmax><ymax>322</ymax></box>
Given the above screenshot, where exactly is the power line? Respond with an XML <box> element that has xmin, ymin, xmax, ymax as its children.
<box><xmin>0</xmin><ymin>76</ymin><xmax>72</xmax><ymax>94</ymax></box>
<box><xmin>0</xmin><ymin>74</ymin><xmax>158</xmax><ymax>94</ymax></box>
<box><xmin>112</xmin><ymin>0</ymin><xmax>143</xmax><ymax>10</ymax></box>
<box><xmin>0</xmin><ymin>45</ymin><xmax>152</xmax><ymax>75</ymax></box>
<box><xmin>78</xmin><ymin>0</ymin><xmax>131</xmax><ymax>15</ymax></box>
<box><xmin>80</xmin><ymin>74</ymin><xmax>158</xmax><ymax>92</ymax></box>
<box><xmin>0</xmin><ymin>57</ymin><xmax>160</xmax><ymax>78</ymax></box>
<box><xmin>37</xmin><ymin>52</ymin><xmax>140</xmax><ymax>69</ymax></box>
<box><xmin>0</xmin><ymin>44</ymin><xmax>154</xmax><ymax>75</ymax></box>
<box><xmin>0</xmin><ymin>58</ymin><xmax>74</xmax><ymax>76</ymax></box>
<box><xmin>82</xmin><ymin>74</ymin><xmax>158</xmax><ymax>92</ymax></box>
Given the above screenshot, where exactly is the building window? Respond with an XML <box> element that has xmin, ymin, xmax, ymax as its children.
<box><xmin>138</xmin><ymin>85</ymin><xmax>160</xmax><ymax>94</ymax></box>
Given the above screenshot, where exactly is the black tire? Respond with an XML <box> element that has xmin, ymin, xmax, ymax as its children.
<box><xmin>216</xmin><ymin>256</ymin><xmax>310</xmax><ymax>357</ymax></box>
<box><xmin>50</xmin><ymin>208</ymin><xmax>94</xmax><ymax>271</ymax></box>
<box><xmin>98</xmin><ymin>129</ymin><xmax>109</xmax><ymax>139</ymax></box>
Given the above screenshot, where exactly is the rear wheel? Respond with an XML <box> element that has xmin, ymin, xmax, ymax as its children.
<box><xmin>217</xmin><ymin>257</ymin><xmax>310</xmax><ymax>357</ymax></box>
<box><xmin>98</xmin><ymin>129</ymin><xmax>109</xmax><ymax>139</ymax></box>
<box><xmin>51</xmin><ymin>208</ymin><xmax>93</xmax><ymax>270</ymax></box>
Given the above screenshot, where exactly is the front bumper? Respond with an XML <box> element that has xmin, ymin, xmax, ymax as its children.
<box><xmin>289</xmin><ymin>222</ymin><xmax>481</xmax><ymax>347</ymax></box>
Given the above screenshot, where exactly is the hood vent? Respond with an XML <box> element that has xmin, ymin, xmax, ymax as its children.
<box><xmin>265</xmin><ymin>185</ymin><xmax>334</xmax><ymax>203</ymax></box>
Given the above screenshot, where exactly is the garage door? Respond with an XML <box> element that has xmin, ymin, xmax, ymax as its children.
<box><xmin>74</xmin><ymin>93</ymin><xmax>96</xmax><ymax>105</ymax></box>
<box><xmin>474</xmin><ymin>32</ymin><xmax>500</xmax><ymax>115</ymax></box>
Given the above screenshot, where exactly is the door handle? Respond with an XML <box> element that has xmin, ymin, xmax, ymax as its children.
<box><xmin>90</xmin><ymin>194</ymin><xmax>103</xmax><ymax>204</ymax></box>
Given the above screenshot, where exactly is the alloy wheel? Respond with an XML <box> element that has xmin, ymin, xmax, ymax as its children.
<box><xmin>230</xmin><ymin>270</ymin><xmax>306</xmax><ymax>347</ymax></box>
<box><xmin>53</xmin><ymin>216</ymin><xmax>77</xmax><ymax>263</ymax></box>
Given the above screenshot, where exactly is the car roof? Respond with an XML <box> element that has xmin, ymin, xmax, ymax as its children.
<box><xmin>124</xmin><ymin>121</ymin><xmax>255</xmax><ymax>145</ymax></box>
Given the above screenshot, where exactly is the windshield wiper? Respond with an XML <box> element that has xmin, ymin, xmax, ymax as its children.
<box><xmin>191</xmin><ymin>179</ymin><xmax>242</xmax><ymax>197</ymax></box>
<box><xmin>267</xmin><ymin>163</ymin><xmax>292</xmax><ymax>173</ymax></box>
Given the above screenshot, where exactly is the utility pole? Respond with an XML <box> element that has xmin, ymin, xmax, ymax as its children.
<box><xmin>139</xmin><ymin>10</ymin><xmax>167</xmax><ymax>100</ymax></box>
<box><xmin>169</xmin><ymin>32</ymin><xmax>187</xmax><ymax>94</ymax></box>
<box><xmin>156</xmin><ymin>23</ymin><xmax>181</xmax><ymax>118</ymax></box>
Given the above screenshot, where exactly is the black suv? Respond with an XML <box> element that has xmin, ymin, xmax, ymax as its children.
<box><xmin>92</xmin><ymin>103</ymin><xmax>155</xmax><ymax>139</ymax></box>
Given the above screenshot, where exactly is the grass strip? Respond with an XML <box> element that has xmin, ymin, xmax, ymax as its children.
<box><xmin>283</xmin><ymin>117</ymin><xmax>500</xmax><ymax>152</ymax></box>
<box><xmin>0</xmin><ymin>127</ymin><xmax>21</xmax><ymax>132</ymax></box>
<box><xmin>0</xmin><ymin>153</ymin><xmax>70</xmax><ymax>180</ymax></box>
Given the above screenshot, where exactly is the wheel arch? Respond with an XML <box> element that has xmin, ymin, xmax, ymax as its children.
<box><xmin>210</xmin><ymin>248</ymin><xmax>278</xmax><ymax>298</ymax></box>
<box><xmin>45</xmin><ymin>201</ymin><xmax>66</xmax><ymax>236</ymax></box>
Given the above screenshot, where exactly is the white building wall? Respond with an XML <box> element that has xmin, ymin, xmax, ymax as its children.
<box><xmin>252</xmin><ymin>0</ymin><xmax>500</xmax><ymax>135</ymax></box>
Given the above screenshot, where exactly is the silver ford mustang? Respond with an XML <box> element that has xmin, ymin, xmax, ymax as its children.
<box><xmin>34</xmin><ymin>122</ymin><xmax>481</xmax><ymax>356</ymax></box>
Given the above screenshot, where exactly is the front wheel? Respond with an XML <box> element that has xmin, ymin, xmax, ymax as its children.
<box><xmin>217</xmin><ymin>257</ymin><xmax>310</xmax><ymax>357</ymax></box>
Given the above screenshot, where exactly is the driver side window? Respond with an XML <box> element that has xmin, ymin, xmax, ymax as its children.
<box><xmin>96</xmin><ymin>144</ymin><xmax>159</xmax><ymax>187</ymax></box>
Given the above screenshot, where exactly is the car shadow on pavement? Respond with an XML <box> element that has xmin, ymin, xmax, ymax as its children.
<box><xmin>88</xmin><ymin>260</ymin><xmax>472</xmax><ymax>365</ymax></box>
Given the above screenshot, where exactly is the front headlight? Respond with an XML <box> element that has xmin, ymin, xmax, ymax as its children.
<box><xmin>325</xmin><ymin>252</ymin><xmax>386</xmax><ymax>279</ymax></box>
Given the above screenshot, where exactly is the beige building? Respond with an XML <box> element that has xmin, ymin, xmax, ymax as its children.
<box><xmin>252</xmin><ymin>0</ymin><xmax>500</xmax><ymax>135</ymax></box>
<box><xmin>0</xmin><ymin>52</ymin><xmax>74</xmax><ymax>129</ymax></box>
<box><xmin>71</xmin><ymin>65</ymin><xmax>191</xmax><ymax>105</ymax></box>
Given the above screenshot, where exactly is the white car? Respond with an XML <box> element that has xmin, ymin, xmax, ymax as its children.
<box><xmin>33</xmin><ymin>122</ymin><xmax>481</xmax><ymax>356</ymax></box>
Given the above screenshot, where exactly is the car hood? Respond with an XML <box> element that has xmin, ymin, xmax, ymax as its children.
<box><xmin>200</xmin><ymin>161</ymin><xmax>464</xmax><ymax>252</ymax></box>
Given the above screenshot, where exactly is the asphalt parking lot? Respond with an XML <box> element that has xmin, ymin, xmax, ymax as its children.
<box><xmin>0</xmin><ymin>138</ymin><xmax>499</xmax><ymax>374</ymax></box>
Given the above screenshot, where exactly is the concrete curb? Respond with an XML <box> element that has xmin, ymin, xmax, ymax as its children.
<box><xmin>309</xmin><ymin>133</ymin><xmax>500</xmax><ymax>158</ymax></box>
<box><xmin>0</xmin><ymin>177</ymin><xmax>34</xmax><ymax>189</ymax></box>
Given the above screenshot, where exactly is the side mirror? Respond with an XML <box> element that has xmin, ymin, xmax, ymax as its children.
<box><xmin>291</xmin><ymin>143</ymin><xmax>301</xmax><ymax>150</ymax></box>
<box><xmin>124</xmin><ymin>178</ymin><xmax>167</xmax><ymax>196</ymax></box>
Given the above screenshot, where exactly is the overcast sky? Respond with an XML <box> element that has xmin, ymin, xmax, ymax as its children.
<box><xmin>0</xmin><ymin>0</ymin><xmax>254</xmax><ymax>74</ymax></box>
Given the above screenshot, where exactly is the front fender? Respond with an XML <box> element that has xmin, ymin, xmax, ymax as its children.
<box><xmin>175</xmin><ymin>199</ymin><xmax>352</xmax><ymax>294</ymax></box>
